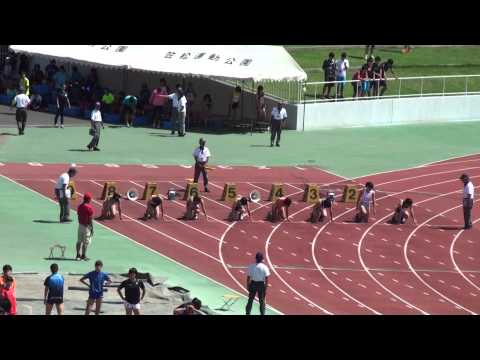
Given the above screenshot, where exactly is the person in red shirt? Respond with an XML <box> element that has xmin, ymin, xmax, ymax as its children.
<box><xmin>1</xmin><ymin>276</ymin><xmax>16</xmax><ymax>315</ymax></box>
<box><xmin>0</xmin><ymin>264</ymin><xmax>16</xmax><ymax>291</ymax></box>
<box><xmin>352</xmin><ymin>69</ymin><xmax>361</xmax><ymax>98</ymax></box>
<box><xmin>77</xmin><ymin>193</ymin><xmax>94</xmax><ymax>261</ymax></box>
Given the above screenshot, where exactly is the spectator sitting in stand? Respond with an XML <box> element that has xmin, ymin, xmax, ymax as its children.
<box><xmin>70</xmin><ymin>66</ymin><xmax>83</xmax><ymax>84</ymax></box>
<box><xmin>53</xmin><ymin>66</ymin><xmax>68</xmax><ymax>90</ymax></box>
<box><xmin>112</xmin><ymin>91</ymin><xmax>126</xmax><ymax>114</ymax></box>
<box><xmin>69</xmin><ymin>81</ymin><xmax>83</xmax><ymax>106</ymax></box>
<box><xmin>101</xmin><ymin>88</ymin><xmax>115</xmax><ymax>114</ymax></box>
<box><xmin>19</xmin><ymin>54</ymin><xmax>29</xmax><ymax>75</ymax></box>
<box><xmin>201</xmin><ymin>94</ymin><xmax>213</xmax><ymax>128</ymax></box>
<box><xmin>45</xmin><ymin>59</ymin><xmax>58</xmax><ymax>83</ymax></box>
<box><xmin>30</xmin><ymin>64</ymin><xmax>45</xmax><ymax>85</ymax></box>
<box><xmin>185</xmin><ymin>82</ymin><xmax>196</xmax><ymax>127</ymax></box>
<box><xmin>138</xmin><ymin>83</ymin><xmax>150</xmax><ymax>115</ymax></box>
<box><xmin>30</xmin><ymin>90</ymin><xmax>43</xmax><ymax>111</ymax></box>
<box><xmin>86</xmin><ymin>68</ymin><xmax>98</xmax><ymax>89</ymax></box>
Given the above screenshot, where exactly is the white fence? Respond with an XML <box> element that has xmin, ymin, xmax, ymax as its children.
<box><xmin>302</xmin><ymin>74</ymin><xmax>480</xmax><ymax>103</ymax></box>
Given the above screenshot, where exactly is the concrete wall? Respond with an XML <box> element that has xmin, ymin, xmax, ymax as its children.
<box><xmin>295</xmin><ymin>95</ymin><xmax>480</xmax><ymax>131</ymax></box>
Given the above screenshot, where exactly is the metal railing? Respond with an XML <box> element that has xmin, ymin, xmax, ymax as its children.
<box><xmin>302</xmin><ymin>74</ymin><xmax>480</xmax><ymax>103</ymax></box>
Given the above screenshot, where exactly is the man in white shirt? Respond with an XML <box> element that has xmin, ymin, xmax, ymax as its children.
<box><xmin>246</xmin><ymin>252</ymin><xmax>270</xmax><ymax>315</ymax></box>
<box><xmin>54</xmin><ymin>166</ymin><xmax>78</xmax><ymax>222</ymax></box>
<box><xmin>336</xmin><ymin>52</ymin><xmax>349</xmax><ymax>98</ymax></box>
<box><xmin>10</xmin><ymin>87</ymin><xmax>30</xmax><ymax>135</ymax></box>
<box><xmin>87</xmin><ymin>102</ymin><xmax>104</xmax><ymax>151</ymax></box>
<box><xmin>270</xmin><ymin>102</ymin><xmax>288</xmax><ymax>147</ymax></box>
<box><xmin>167</xmin><ymin>86</ymin><xmax>187</xmax><ymax>137</ymax></box>
<box><xmin>193</xmin><ymin>138</ymin><xmax>211</xmax><ymax>192</ymax></box>
<box><xmin>461</xmin><ymin>174</ymin><xmax>474</xmax><ymax>230</ymax></box>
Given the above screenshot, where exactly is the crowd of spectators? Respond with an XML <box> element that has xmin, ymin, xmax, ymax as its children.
<box><xmin>0</xmin><ymin>53</ymin><xmax>217</xmax><ymax>129</ymax></box>
<box><xmin>320</xmin><ymin>51</ymin><xmax>397</xmax><ymax>100</ymax></box>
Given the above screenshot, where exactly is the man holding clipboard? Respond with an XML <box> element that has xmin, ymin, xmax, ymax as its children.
<box><xmin>193</xmin><ymin>138</ymin><xmax>211</xmax><ymax>193</ymax></box>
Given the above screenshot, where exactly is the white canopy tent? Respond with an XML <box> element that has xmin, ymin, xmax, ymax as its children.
<box><xmin>9</xmin><ymin>45</ymin><xmax>307</xmax><ymax>82</ymax></box>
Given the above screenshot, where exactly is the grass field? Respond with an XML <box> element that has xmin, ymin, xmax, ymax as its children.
<box><xmin>282</xmin><ymin>46</ymin><xmax>480</xmax><ymax>101</ymax></box>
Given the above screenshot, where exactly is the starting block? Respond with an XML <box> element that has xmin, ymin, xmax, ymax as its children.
<box><xmin>100</xmin><ymin>182</ymin><xmax>117</xmax><ymax>200</ymax></box>
<box><xmin>183</xmin><ymin>182</ymin><xmax>200</xmax><ymax>200</ymax></box>
<box><xmin>67</xmin><ymin>181</ymin><xmax>77</xmax><ymax>200</ymax></box>
<box><xmin>221</xmin><ymin>183</ymin><xmax>237</xmax><ymax>202</ymax></box>
<box><xmin>48</xmin><ymin>244</ymin><xmax>66</xmax><ymax>259</ymax></box>
<box><xmin>303</xmin><ymin>183</ymin><xmax>320</xmax><ymax>203</ymax></box>
<box><xmin>141</xmin><ymin>182</ymin><xmax>158</xmax><ymax>200</ymax></box>
<box><xmin>268</xmin><ymin>183</ymin><xmax>284</xmax><ymax>201</ymax></box>
<box><xmin>343</xmin><ymin>184</ymin><xmax>360</xmax><ymax>203</ymax></box>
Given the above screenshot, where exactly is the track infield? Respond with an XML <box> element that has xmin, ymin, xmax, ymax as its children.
<box><xmin>1</xmin><ymin>156</ymin><xmax>480</xmax><ymax>315</ymax></box>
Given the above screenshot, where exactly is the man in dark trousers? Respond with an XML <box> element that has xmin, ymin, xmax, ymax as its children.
<box><xmin>245</xmin><ymin>252</ymin><xmax>270</xmax><ymax>315</ymax></box>
<box><xmin>460</xmin><ymin>174</ymin><xmax>474</xmax><ymax>230</ymax></box>
<box><xmin>10</xmin><ymin>87</ymin><xmax>30</xmax><ymax>135</ymax></box>
<box><xmin>54</xmin><ymin>85</ymin><xmax>71</xmax><ymax>128</ymax></box>
<box><xmin>321</xmin><ymin>52</ymin><xmax>336</xmax><ymax>99</ymax></box>
<box><xmin>193</xmin><ymin>138</ymin><xmax>211</xmax><ymax>192</ymax></box>
<box><xmin>54</xmin><ymin>166</ymin><xmax>77</xmax><ymax>222</ymax></box>
<box><xmin>270</xmin><ymin>102</ymin><xmax>288</xmax><ymax>147</ymax></box>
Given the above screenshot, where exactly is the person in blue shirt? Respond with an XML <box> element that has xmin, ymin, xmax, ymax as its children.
<box><xmin>44</xmin><ymin>263</ymin><xmax>65</xmax><ymax>315</ymax></box>
<box><xmin>80</xmin><ymin>260</ymin><xmax>112</xmax><ymax>315</ymax></box>
<box><xmin>53</xmin><ymin>66</ymin><xmax>68</xmax><ymax>90</ymax></box>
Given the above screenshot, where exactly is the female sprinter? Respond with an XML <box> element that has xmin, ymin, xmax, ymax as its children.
<box><xmin>355</xmin><ymin>182</ymin><xmax>376</xmax><ymax>223</ymax></box>
<box><xmin>390</xmin><ymin>198</ymin><xmax>417</xmax><ymax>225</ymax></box>
<box><xmin>268</xmin><ymin>197</ymin><xmax>292</xmax><ymax>222</ymax></box>
<box><xmin>184</xmin><ymin>194</ymin><xmax>207</xmax><ymax>220</ymax></box>
<box><xmin>229</xmin><ymin>196</ymin><xmax>252</xmax><ymax>221</ymax></box>
<box><xmin>310</xmin><ymin>192</ymin><xmax>335</xmax><ymax>223</ymax></box>
<box><xmin>141</xmin><ymin>194</ymin><xmax>164</xmax><ymax>221</ymax></box>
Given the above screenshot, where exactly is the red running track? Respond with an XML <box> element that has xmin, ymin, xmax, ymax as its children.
<box><xmin>1</xmin><ymin>157</ymin><xmax>479</xmax><ymax>314</ymax></box>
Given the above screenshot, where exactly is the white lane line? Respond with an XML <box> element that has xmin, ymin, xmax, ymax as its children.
<box><xmin>0</xmin><ymin>174</ymin><xmax>263</xmax><ymax>313</ymax></box>
<box><xmin>28</xmin><ymin>162</ymin><xmax>43</xmax><ymax>166</ymax></box>
<box><xmin>290</xmin><ymin>252</ymin><xmax>297</xmax><ymax>257</ymax></box>
<box><xmin>233</xmin><ymin>246</ymin><xmax>240</xmax><ymax>250</ymax></box>
<box><xmin>0</xmin><ymin>162</ymin><xmax>4</xmax><ymax>166</ymax></box>
<box><xmin>299</xmin><ymin>277</ymin><xmax>306</xmax><ymax>281</ymax></box>
<box><xmin>311</xmin><ymin>283</ymin><xmax>319</xmax><ymax>287</ymax></box>
<box><xmin>180</xmin><ymin>165</ymin><xmax>192</xmax><ymax>169</ymax></box>
<box><xmin>382</xmin><ymin>238</ymin><xmax>388</xmax><ymax>242</ymax></box>
<box><xmin>304</xmin><ymin>258</ymin><xmax>311</xmax><ymax>263</ymax></box>
<box><xmin>338</xmin><ymin>237</ymin><xmax>345</xmax><ymax>241</ymax></box>
<box><xmin>294</xmin><ymin>166</ymin><xmax>306</xmax><ymax>171</ymax></box>
<box><xmin>277</xmin><ymin>247</ymin><xmax>283</xmax><ymax>251</ymax></box>
<box><xmin>142</xmin><ymin>164</ymin><xmax>158</xmax><ymax>168</ymax></box>
<box><xmin>105</xmin><ymin>163</ymin><xmax>119</xmax><ymax>167</ymax></box>
<box><xmin>393</xmin><ymin>261</ymin><xmax>401</xmax><ymax>265</ymax></box>
<box><xmin>296</xmin><ymin>236</ymin><xmax>302</xmax><ymax>240</ymax></box>
<box><xmin>395</xmin><ymin>243</ymin><xmax>402</xmax><ymax>248</ymax></box>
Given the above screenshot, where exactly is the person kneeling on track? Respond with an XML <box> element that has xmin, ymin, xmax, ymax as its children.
<box><xmin>184</xmin><ymin>194</ymin><xmax>207</xmax><ymax>220</ymax></box>
<box><xmin>229</xmin><ymin>196</ymin><xmax>252</xmax><ymax>222</ymax></box>
<box><xmin>354</xmin><ymin>182</ymin><xmax>376</xmax><ymax>223</ymax></box>
<box><xmin>310</xmin><ymin>193</ymin><xmax>335</xmax><ymax>223</ymax></box>
<box><xmin>390</xmin><ymin>198</ymin><xmax>417</xmax><ymax>225</ymax></box>
<box><xmin>99</xmin><ymin>192</ymin><xmax>123</xmax><ymax>220</ymax></box>
<box><xmin>268</xmin><ymin>197</ymin><xmax>292</xmax><ymax>222</ymax></box>
<box><xmin>141</xmin><ymin>195</ymin><xmax>164</xmax><ymax>221</ymax></box>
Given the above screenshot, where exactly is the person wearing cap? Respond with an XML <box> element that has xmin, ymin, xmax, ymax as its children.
<box><xmin>87</xmin><ymin>102</ymin><xmax>104</xmax><ymax>151</ymax></box>
<box><xmin>10</xmin><ymin>86</ymin><xmax>30</xmax><ymax>135</ymax></box>
<box><xmin>193</xmin><ymin>138</ymin><xmax>211</xmax><ymax>192</ymax></box>
<box><xmin>80</xmin><ymin>260</ymin><xmax>111</xmax><ymax>315</ymax></box>
<box><xmin>461</xmin><ymin>174</ymin><xmax>474</xmax><ymax>230</ymax></box>
<box><xmin>77</xmin><ymin>192</ymin><xmax>94</xmax><ymax>261</ymax></box>
<box><xmin>270</xmin><ymin>102</ymin><xmax>288</xmax><ymax>147</ymax></box>
<box><xmin>246</xmin><ymin>252</ymin><xmax>270</xmax><ymax>315</ymax></box>
<box><xmin>54</xmin><ymin>166</ymin><xmax>77</xmax><ymax>222</ymax></box>
<box><xmin>117</xmin><ymin>267</ymin><xmax>146</xmax><ymax>315</ymax></box>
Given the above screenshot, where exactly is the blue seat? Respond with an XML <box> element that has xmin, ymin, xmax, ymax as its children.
<box><xmin>0</xmin><ymin>95</ymin><xmax>13</xmax><ymax>105</ymax></box>
<box><xmin>32</xmin><ymin>84</ymin><xmax>49</xmax><ymax>96</ymax></box>
<box><xmin>103</xmin><ymin>113</ymin><xmax>120</xmax><ymax>124</ymax></box>
<box><xmin>134</xmin><ymin>116</ymin><xmax>147</xmax><ymax>127</ymax></box>
<box><xmin>65</xmin><ymin>107</ymin><xmax>82</xmax><ymax>117</ymax></box>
